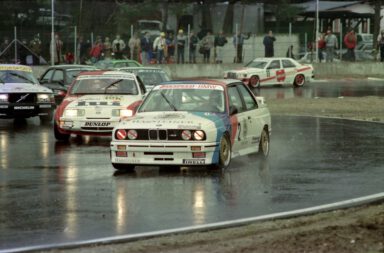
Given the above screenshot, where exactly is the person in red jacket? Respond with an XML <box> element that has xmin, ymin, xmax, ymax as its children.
<box><xmin>344</xmin><ymin>28</ymin><xmax>357</xmax><ymax>61</ymax></box>
<box><xmin>89</xmin><ymin>37</ymin><xmax>104</xmax><ymax>63</ymax></box>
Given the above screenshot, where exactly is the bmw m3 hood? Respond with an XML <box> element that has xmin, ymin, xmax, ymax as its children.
<box><xmin>118</xmin><ymin>111</ymin><xmax>228</xmax><ymax>130</ymax></box>
<box><xmin>0</xmin><ymin>83</ymin><xmax>53</xmax><ymax>93</ymax></box>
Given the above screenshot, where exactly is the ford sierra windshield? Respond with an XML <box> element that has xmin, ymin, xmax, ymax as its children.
<box><xmin>70</xmin><ymin>78</ymin><xmax>138</xmax><ymax>95</ymax></box>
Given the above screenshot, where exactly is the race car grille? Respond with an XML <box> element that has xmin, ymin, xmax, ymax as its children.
<box><xmin>118</xmin><ymin>129</ymin><xmax>204</xmax><ymax>141</ymax></box>
<box><xmin>227</xmin><ymin>72</ymin><xmax>237</xmax><ymax>79</ymax></box>
<box><xmin>8</xmin><ymin>93</ymin><xmax>36</xmax><ymax>103</ymax></box>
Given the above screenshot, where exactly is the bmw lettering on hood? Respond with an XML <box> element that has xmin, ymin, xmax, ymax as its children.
<box><xmin>0</xmin><ymin>64</ymin><xmax>56</xmax><ymax>123</ymax></box>
<box><xmin>54</xmin><ymin>71</ymin><xmax>146</xmax><ymax>141</ymax></box>
<box><xmin>110</xmin><ymin>79</ymin><xmax>272</xmax><ymax>172</ymax></box>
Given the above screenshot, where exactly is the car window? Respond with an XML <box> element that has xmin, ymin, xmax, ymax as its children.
<box><xmin>245</xmin><ymin>61</ymin><xmax>268</xmax><ymax>69</ymax></box>
<box><xmin>40</xmin><ymin>69</ymin><xmax>54</xmax><ymax>82</ymax></box>
<box><xmin>128</xmin><ymin>62</ymin><xmax>140</xmax><ymax>67</ymax></box>
<box><xmin>267</xmin><ymin>60</ymin><xmax>281</xmax><ymax>69</ymax></box>
<box><xmin>52</xmin><ymin>70</ymin><xmax>64</xmax><ymax>82</ymax></box>
<box><xmin>282</xmin><ymin>59</ymin><xmax>296</xmax><ymax>68</ymax></box>
<box><xmin>228</xmin><ymin>86</ymin><xmax>245</xmax><ymax>113</ymax></box>
<box><xmin>237</xmin><ymin>84</ymin><xmax>258</xmax><ymax>110</ymax></box>
<box><xmin>114</xmin><ymin>63</ymin><xmax>126</xmax><ymax>68</ymax></box>
<box><xmin>71</xmin><ymin>78</ymin><xmax>138</xmax><ymax>95</ymax></box>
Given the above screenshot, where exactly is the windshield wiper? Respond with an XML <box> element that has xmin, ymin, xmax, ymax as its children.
<box><xmin>104</xmin><ymin>79</ymin><xmax>123</xmax><ymax>93</ymax></box>
<box><xmin>9</xmin><ymin>72</ymin><xmax>35</xmax><ymax>83</ymax></box>
<box><xmin>160</xmin><ymin>91</ymin><xmax>177</xmax><ymax>111</ymax></box>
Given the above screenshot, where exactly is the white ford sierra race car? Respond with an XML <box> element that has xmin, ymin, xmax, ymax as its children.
<box><xmin>54</xmin><ymin>70</ymin><xmax>146</xmax><ymax>141</ymax></box>
<box><xmin>110</xmin><ymin>79</ymin><xmax>271</xmax><ymax>171</ymax></box>
<box><xmin>224</xmin><ymin>57</ymin><xmax>314</xmax><ymax>88</ymax></box>
<box><xmin>0</xmin><ymin>64</ymin><xmax>56</xmax><ymax>123</ymax></box>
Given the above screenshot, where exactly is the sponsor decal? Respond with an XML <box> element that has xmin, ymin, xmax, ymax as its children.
<box><xmin>105</xmin><ymin>95</ymin><xmax>123</xmax><ymax>101</ymax></box>
<box><xmin>276</xmin><ymin>69</ymin><xmax>286</xmax><ymax>82</ymax></box>
<box><xmin>0</xmin><ymin>105</ymin><xmax>9</xmax><ymax>109</ymax></box>
<box><xmin>0</xmin><ymin>65</ymin><xmax>32</xmax><ymax>72</ymax></box>
<box><xmin>14</xmin><ymin>106</ymin><xmax>34</xmax><ymax>110</ymax></box>
<box><xmin>154</xmin><ymin>113</ymin><xmax>186</xmax><ymax>119</ymax></box>
<box><xmin>182</xmin><ymin>159</ymin><xmax>205</xmax><ymax>165</ymax></box>
<box><xmin>78</xmin><ymin>75</ymin><xmax>134</xmax><ymax>80</ymax></box>
<box><xmin>114</xmin><ymin>158</ymin><xmax>140</xmax><ymax>163</ymax></box>
<box><xmin>39</xmin><ymin>104</ymin><xmax>52</xmax><ymax>108</ymax></box>
<box><xmin>155</xmin><ymin>84</ymin><xmax>224</xmax><ymax>90</ymax></box>
<box><xmin>84</xmin><ymin>121</ymin><xmax>111</xmax><ymax>127</ymax></box>
<box><xmin>177</xmin><ymin>125</ymin><xmax>201</xmax><ymax>129</ymax></box>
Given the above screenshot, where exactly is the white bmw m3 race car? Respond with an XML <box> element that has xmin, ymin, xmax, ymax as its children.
<box><xmin>0</xmin><ymin>64</ymin><xmax>56</xmax><ymax>123</ymax></box>
<box><xmin>224</xmin><ymin>57</ymin><xmax>314</xmax><ymax>88</ymax></box>
<box><xmin>54</xmin><ymin>70</ymin><xmax>146</xmax><ymax>141</ymax></box>
<box><xmin>110</xmin><ymin>79</ymin><xmax>271</xmax><ymax>171</ymax></box>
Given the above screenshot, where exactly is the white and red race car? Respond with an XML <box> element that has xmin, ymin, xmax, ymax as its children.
<box><xmin>54</xmin><ymin>70</ymin><xmax>146</xmax><ymax>141</ymax></box>
<box><xmin>224</xmin><ymin>57</ymin><xmax>314</xmax><ymax>88</ymax></box>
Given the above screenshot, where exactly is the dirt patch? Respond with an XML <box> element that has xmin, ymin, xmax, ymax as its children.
<box><xmin>41</xmin><ymin>96</ymin><xmax>384</xmax><ymax>253</ymax></box>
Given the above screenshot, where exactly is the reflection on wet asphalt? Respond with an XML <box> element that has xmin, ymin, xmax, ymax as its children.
<box><xmin>253</xmin><ymin>79</ymin><xmax>384</xmax><ymax>99</ymax></box>
<box><xmin>1</xmin><ymin>81</ymin><xmax>384</xmax><ymax>251</ymax></box>
<box><xmin>1</xmin><ymin>116</ymin><xmax>383</xmax><ymax>250</ymax></box>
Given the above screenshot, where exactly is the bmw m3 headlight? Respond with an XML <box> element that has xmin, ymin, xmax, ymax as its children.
<box><xmin>37</xmin><ymin>93</ymin><xmax>54</xmax><ymax>103</ymax></box>
<box><xmin>193</xmin><ymin>130</ymin><xmax>205</xmax><ymax>141</ymax></box>
<box><xmin>64</xmin><ymin>109</ymin><xmax>85</xmax><ymax>117</ymax></box>
<box><xmin>0</xmin><ymin>94</ymin><xmax>8</xmax><ymax>102</ymax></box>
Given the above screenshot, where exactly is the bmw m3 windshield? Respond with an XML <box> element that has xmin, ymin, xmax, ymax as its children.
<box><xmin>139</xmin><ymin>84</ymin><xmax>225</xmax><ymax>113</ymax></box>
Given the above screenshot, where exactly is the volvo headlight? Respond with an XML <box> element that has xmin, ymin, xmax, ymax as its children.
<box><xmin>64</xmin><ymin>109</ymin><xmax>85</xmax><ymax>117</ymax></box>
<box><xmin>37</xmin><ymin>93</ymin><xmax>54</xmax><ymax>103</ymax></box>
<box><xmin>0</xmin><ymin>94</ymin><xmax>8</xmax><ymax>102</ymax></box>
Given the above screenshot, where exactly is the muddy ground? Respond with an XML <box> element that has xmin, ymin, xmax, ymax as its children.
<box><xmin>43</xmin><ymin>96</ymin><xmax>384</xmax><ymax>253</ymax></box>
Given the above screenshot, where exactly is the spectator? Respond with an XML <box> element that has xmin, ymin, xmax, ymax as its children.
<box><xmin>324</xmin><ymin>29</ymin><xmax>338</xmax><ymax>62</ymax></box>
<box><xmin>286</xmin><ymin>45</ymin><xmax>295</xmax><ymax>59</ymax></box>
<box><xmin>128</xmin><ymin>33</ymin><xmax>141</xmax><ymax>62</ymax></box>
<box><xmin>189</xmin><ymin>31</ymin><xmax>198</xmax><ymax>64</ymax></box>
<box><xmin>89</xmin><ymin>37</ymin><xmax>104</xmax><ymax>63</ymax></box>
<box><xmin>318</xmin><ymin>33</ymin><xmax>326</xmax><ymax>62</ymax></box>
<box><xmin>344</xmin><ymin>28</ymin><xmax>357</xmax><ymax>61</ymax></box>
<box><xmin>140</xmin><ymin>32</ymin><xmax>151</xmax><ymax>65</ymax></box>
<box><xmin>200</xmin><ymin>31</ymin><xmax>214</xmax><ymax>63</ymax></box>
<box><xmin>112</xmin><ymin>34</ymin><xmax>126</xmax><ymax>59</ymax></box>
<box><xmin>103</xmin><ymin>37</ymin><xmax>112</xmax><ymax>59</ymax></box>
<box><xmin>0</xmin><ymin>37</ymin><xmax>11</xmax><ymax>63</ymax></box>
<box><xmin>176</xmin><ymin>29</ymin><xmax>186</xmax><ymax>64</ymax></box>
<box><xmin>153</xmin><ymin>32</ymin><xmax>167</xmax><ymax>64</ymax></box>
<box><xmin>214</xmin><ymin>31</ymin><xmax>227</xmax><ymax>63</ymax></box>
<box><xmin>263</xmin><ymin>30</ymin><xmax>276</xmax><ymax>57</ymax></box>
<box><xmin>65</xmin><ymin>52</ymin><xmax>74</xmax><ymax>64</ymax></box>
<box><xmin>50</xmin><ymin>33</ymin><xmax>63</xmax><ymax>64</ymax></box>
<box><xmin>377</xmin><ymin>30</ymin><xmax>384</xmax><ymax>62</ymax></box>
<box><xmin>29</xmin><ymin>34</ymin><xmax>42</xmax><ymax>65</ymax></box>
<box><xmin>166</xmin><ymin>32</ymin><xmax>175</xmax><ymax>63</ymax></box>
<box><xmin>233</xmin><ymin>31</ymin><xmax>250</xmax><ymax>63</ymax></box>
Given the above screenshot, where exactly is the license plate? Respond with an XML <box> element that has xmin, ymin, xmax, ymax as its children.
<box><xmin>182</xmin><ymin>159</ymin><xmax>205</xmax><ymax>165</ymax></box>
<box><xmin>14</xmin><ymin>106</ymin><xmax>34</xmax><ymax>110</ymax></box>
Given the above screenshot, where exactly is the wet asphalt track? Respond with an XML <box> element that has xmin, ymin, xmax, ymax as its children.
<box><xmin>0</xmin><ymin>80</ymin><xmax>384</xmax><ymax>251</ymax></box>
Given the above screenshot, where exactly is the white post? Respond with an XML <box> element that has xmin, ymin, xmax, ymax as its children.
<box><xmin>130</xmin><ymin>25</ymin><xmax>134</xmax><ymax>59</ymax></box>
<box><xmin>235</xmin><ymin>23</ymin><xmax>238</xmax><ymax>63</ymax></box>
<box><xmin>315</xmin><ymin>0</ymin><xmax>319</xmax><ymax>62</ymax></box>
<box><xmin>51</xmin><ymin>0</ymin><xmax>55</xmax><ymax>65</ymax></box>
<box><xmin>14</xmin><ymin>26</ymin><xmax>17</xmax><ymax>63</ymax></box>
<box><xmin>74</xmin><ymin>26</ymin><xmax>77</xmax><ymax>64</ymax></box>
<box><xmin>187</xmin><ymin>24</ymin><xmax>190</xmax><ymax>63</ymax></box>
<box><xmin>339</xmin><ymin>21</ymin><xmax>343</xmax><ymax>61</ymax></box>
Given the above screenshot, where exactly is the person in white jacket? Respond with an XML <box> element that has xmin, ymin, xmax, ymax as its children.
<box><xmin>153</xmin><ymin>32</ymin><xmax>166</xmax><ymax>64</ymax></box>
